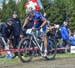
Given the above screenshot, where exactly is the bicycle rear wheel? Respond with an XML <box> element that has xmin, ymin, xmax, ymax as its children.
<box><xmin>45</xmin><ymin>38</ymin><xmax>57</xmax><ymax>60</ymax></box>
<box><xmin>18</xmin><ymin>37</ymin><xmax>34</xmax><ymax>63</ymax></box>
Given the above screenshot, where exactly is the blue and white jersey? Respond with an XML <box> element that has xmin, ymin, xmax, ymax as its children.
<box><xmin>32</xmin><ymin>11</ymin><xmax>45</xmax><ymax>28</ymax></box>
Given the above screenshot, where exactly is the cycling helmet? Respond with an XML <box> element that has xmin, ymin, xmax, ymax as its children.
<box><xmin>26</xmin><ymin>7</ymin><xmax>33</xmax><ymax>15</ymax></box>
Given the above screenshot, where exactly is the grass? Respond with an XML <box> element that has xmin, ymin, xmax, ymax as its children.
<box><xmin>0</xmin><ymin>53</ymin><xmax>75</xmax><ymax>63</ymax></box>
<box><xmin>0</xmin><ymin>57</ymin><xmax>19</xmax><ymax>63</ymax></box>
<box><xmin>56</xmin><ymin>53</ymin><xmax>75</xmax><ymax>58</ymax></box>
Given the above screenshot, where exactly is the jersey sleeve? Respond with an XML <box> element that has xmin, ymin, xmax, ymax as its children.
<box><xmin>40</xmin><ymin>12</ymin><xmax>45</xmax><ymax>20</ymax></box>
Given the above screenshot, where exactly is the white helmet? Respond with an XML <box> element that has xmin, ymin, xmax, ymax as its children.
<box><xmin>26</xmin><ymin>7</ymin><xmax>33</xmax><ymax>15</ymax></box>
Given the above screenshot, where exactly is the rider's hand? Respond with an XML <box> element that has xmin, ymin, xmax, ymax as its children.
<box><xmin>32</xmin><ymin>27</ymin><xmax>35</xmax><ymax>31</ymax></box>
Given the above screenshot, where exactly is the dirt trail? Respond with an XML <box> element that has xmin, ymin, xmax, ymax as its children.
<box><xmin>0</xmin><ymin>57</ymin><xmax>75</xmax><ymax>68</ymax></box>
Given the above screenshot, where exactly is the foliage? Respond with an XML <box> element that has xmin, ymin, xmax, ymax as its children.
<box><xmin>17</xmin><ymin>0</ymin><xmax>26</xmax><ymax>23</ymax></box>
<box><xmin>0</xmin><ymin>0</ymin><xmax>75</xmax><ymax>30</ymax></box>
<box><xmin>42</xmin><ymin>0</ymin><xmax>75</xmax><ymax>30</ymax></box>
<box><xmin>2</xmin><ymin>0</ymin><xmax>18</xmax><ymax>21</ymax></box>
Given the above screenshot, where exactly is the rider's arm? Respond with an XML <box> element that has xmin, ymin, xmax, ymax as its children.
<box><xmin>40</xmin><ymin>17</ymin><xmax>47</xmax><ymax>28</ymax></box>
<box><xmin>23</xmin><ymin>16</ymin><xmax>29</xmax><ymax>28</ymax></box>
<box><xmin>39</xmin><ymin>12</ymin><xmax>47</xmax><ymax>28</ymax></box>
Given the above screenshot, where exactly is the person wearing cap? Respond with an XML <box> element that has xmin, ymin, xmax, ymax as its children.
<box><xmin>11</xmin><ymin>11</ymin><xmax>22</xmax><ymax>58</ymax></box>
<box><xmin>23</xmin><ymin>7</ymin><xmax>48</xmax><ymax>56</ymax></box>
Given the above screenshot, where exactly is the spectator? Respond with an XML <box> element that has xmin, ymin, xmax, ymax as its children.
<box><xmin>47</xmin><ymin>23</ymin><xmax>56</xmax><ymax>37</ymax></box>
<box><xmin>23</xmin><ymin>15</ymin><xmax>34</xmax><ymax>29</ymax></box>
<box><xmin>11</xmin><ymin>10</ymin><xmax>22</xmax><ymax>59</ymax></box>
<box><xmin>1</xmin><ymin>18</ymin><xmax>13</xmax><ymax>59</ymax></box>
<box><xmin>60</xmin><ymin>21</ymin><xmax>69</xmax><ymax>52</ymax></box>
<box><xmin>69</xmin><ymin>32</ymin><xmax>75</xmax><ymax>46</ymax></box>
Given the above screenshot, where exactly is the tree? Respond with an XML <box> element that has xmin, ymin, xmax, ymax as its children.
<box><xmin>1</xmin><ymin>0</ymin><xmax>75</xmax><ymax>30</ymax></box>
<box><xmin>2</xmin><ymin>0</ymin><xmax>7</xmax><ymax>21</ymax></box>
<box><xmin>42</xmin><ymin>0</ymin><xmax>75</xmax><ymax>30</ymax></box>
<box><xmin>2</xmin><ymin>0</ymin><xmax>18</xmax><ymax>21</ymax></box>
<box><xmin>17</xmin><ymin>0</ymin><xmax>27</xmax><ymax>23</ymax></box>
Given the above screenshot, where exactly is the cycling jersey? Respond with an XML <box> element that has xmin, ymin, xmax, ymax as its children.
<box><xmin>32</xmin><ymin>11</ymin><xmax>47</xmax><ymax>33</ymax></box>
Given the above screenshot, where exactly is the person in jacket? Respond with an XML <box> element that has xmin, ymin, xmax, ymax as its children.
<box><xmin>0</xmin><ymin>18</ymin><xmax>13</xmax><ymax>59</ymax></box>
<box><xmin>1</xmin><ymin>20</ymin><xmax>13</xmax><ymax>42</ymax></box>
<box><xmin>11</xmin><ymin>11</ymin><xmax>22</xmax><ymax>58</ymax></box>
<box><xmin>60</xmin><ymin>21</ymin><xmax>69</xmax><ymax>52</ymax></box>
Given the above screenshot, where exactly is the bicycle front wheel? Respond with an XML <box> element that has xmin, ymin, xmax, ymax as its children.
<box><xmin>18</xmin><ymin>37</ymin><xmax>34</xmax><ymax>63</ymax></box>
<box><xmin>45</xmin><ymin>38</ymin><xmax>57</xmax><ymax>60</ymax></box>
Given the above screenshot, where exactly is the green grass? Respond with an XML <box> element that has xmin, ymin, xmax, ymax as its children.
<box><xmin>0</xmin><ymin>53</ymin><xmax>75</xmax><ymax>63</ymax></box>
<box><xmin>56</xmin><ymin>53</ymin><xmax>75</xmax><ymax>58</ymax></box>
<box><xmin>0</xmin><ymin>57</ymin><xmax>19</xmax><ymax>63</ymax></box>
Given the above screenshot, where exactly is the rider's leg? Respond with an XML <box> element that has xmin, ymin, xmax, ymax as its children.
<box><xmin>42</xmin><ymin>34</ymin><xmax>48</xmax><ymax>56</ymax></box>
<box><xmin>42</xmin><ymin>25</ymin><xmax>48</xmax><ymax>56</ymax></box>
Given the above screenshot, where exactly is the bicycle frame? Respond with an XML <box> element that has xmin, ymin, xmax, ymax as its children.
<box><xmin>29</xmin><ymin>30</ymin><xmax>44</xmax><ymax>55</ymax></box>
<box><xmin>18</xmin><ymin>28</ymin><xmax>57</xmax><ymax>62</ymax></box>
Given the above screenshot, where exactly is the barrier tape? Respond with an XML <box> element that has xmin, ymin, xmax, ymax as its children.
<box><xmin>0</xmin><ymin>47</ymin><xmax>67</xmax><ymax>54</ymax></box>
<box><xmin>0</xmin><ymin>47</ymin><xmax>39</xmax><ymax>54</ymax></box>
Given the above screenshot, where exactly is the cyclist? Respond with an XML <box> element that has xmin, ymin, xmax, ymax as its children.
<box><xmin>23</xmin><ymin>7</ymin><xmax>48</xmax><ymax>56</ymax></box>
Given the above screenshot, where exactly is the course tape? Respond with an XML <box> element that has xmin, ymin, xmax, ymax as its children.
<box><xmin>0</xmin><ymin>47</ymin><xmax>67</xmax><ymax>54</ymax></box>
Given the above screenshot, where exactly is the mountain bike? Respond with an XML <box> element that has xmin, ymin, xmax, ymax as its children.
<box><xmin>18</xmin><ymin>28</ymin><xmax>57</xmax><ymax>62</ymax></box>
